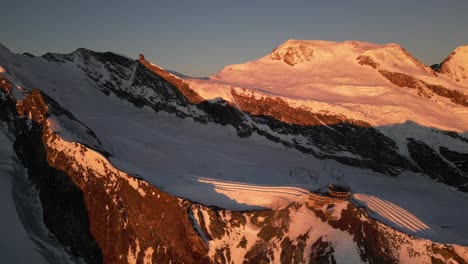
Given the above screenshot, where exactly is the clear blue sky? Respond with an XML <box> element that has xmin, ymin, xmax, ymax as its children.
<box><xmin>2</xmin><ymin>0</ymin><xmax>468</xmax><ymax>77</ymax></box>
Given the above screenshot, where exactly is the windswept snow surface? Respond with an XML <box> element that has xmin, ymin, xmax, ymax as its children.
<box><xmin>1</xmin><ymin>45</ymin><xmax>468</xmax><ymax>245</ymax></box>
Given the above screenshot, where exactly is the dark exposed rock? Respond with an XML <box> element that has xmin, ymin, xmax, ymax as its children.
<box><xmin>116</xmin><ymin>61</ymin><xmax>192</xmax><ymax>115</ymax></box>
<box><xmin>279</xmin><ymin>234</ymin><xmax>308</xmax><ymax>264</ymax></box>
<box><xmin>327</xmin><ymin>204</ymin><xmax>399</xmax><ymax>264</ymax></box>
<box><xmin>357</xmin><ymin>55</ymin><xmax>380</xmax><ymax>69</ymax></box>
<box><xmin>243</xmin><ymin>241</ymin><xmax>272</xmax><ymax>264</ymax></box>
<box><xmin>208</xmin><ymin>217</ymin><xmax>227</xmax><ymax>240</ymax></box>
<box><xmin>270</xmin><ymin>44</ymin><xmax>314</xmax><ymax>66</ymax></box>
<box><xmin>408</xmin><ymin>139</ymin><xmax>468</xmax><ymax>191</ymax></box>
<box><xmin>438</xmin><ymin>130</ymin><xmax>468</xmax><ymax>144</ymax></box>
<box><xmin>379</xmin><ymin>70</ymin><xmax>422</xmax><ymax>89</ymax></box>
<box><xmin>309</xmin><ymin>237</ymin><xmax>336</xmax><ymax>264</ymax></box>
<box><xmin>139</xmin><ymin>54</ymin><xmax>205</xmax><ymax>104</ymax></box>
<box><xmin>439</xmin><ymin>146</ymin><xmax>468</xmax><ymax>174</ymax></box>
<box><xmin>431</xmin><ymin>63</ymin><xmax>442</xmax><ymax>71</ymax></box>
<box><xmin>231</xmin><ymin>88</ymin><xmax>347</xmax><ymax>127</ymax></box>
<box><xmin>378</xmin><ymin>69</ymin><xmax>468</xmax><ymax>107</ymax></box>
<box><xmin>253</xmin><ymin>208</ymin><xmax>290</xmax><ymax>242</ymax></box>
<box><xmin>195</xmin><ymin>99</ymin><xmax>252</xmax><ymax>137</ymax></box>
<box><xmin>0</xmin><ymin>74</ymin><xmax>13</xmax><ymax>95</ymax></box>
<box><xmin>214</xmin><ymin>246</ymin><xmax>232</xmax><ymax>264</ymax></box>
<box><xmin>421</xmin><ymin>81</ymin><xmax>468</xmax><ymax>107</ymax></box>
<box><xmin>237</xmin><ymin>236</ymin><xmax>247</xmax><ymax>249</ymax></box>
<box><xmin>431</xmin><ymin>244</ymin><xmax>467</xmax><ymax>264</ymax></box>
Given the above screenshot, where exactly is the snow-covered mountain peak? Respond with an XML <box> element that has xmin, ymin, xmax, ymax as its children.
<box><xmin>194</xmin><ymin>39</ymin><xmax>468</xmax><ymax>137</ymax></box>
<box><xmin>453</xmin><ymin>44</ymin><xmax>468</xmax><ymax>54</ymax></box>
<box><xmin>360</xmin><ymin>44</ymin><xmax>431</xmax><ymax>73</ymax></box>
<box><xmin>211</xmin><ymin>39</ymin><xmax>433</xmax><ymax>94</ymax></box>
<box><xmin>268</xmin><ymin>39</ymin><xmax>405</xmax><ymax>66</ymax></box>
<box><xmin>273</xmin><ymin>39</ymin><xmax>393</xmax><ymax>53</ymax></box>
<box><xmin>437</xmin><ymin>44</ymin><xmax>468</xmax><ymax>86</ymax></box>
<box><xmin>215</xmin><ymin>39</ymin><xmax>428</xmax><ymax>76</ymax></box>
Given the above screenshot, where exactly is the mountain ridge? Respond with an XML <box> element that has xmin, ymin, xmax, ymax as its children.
<box><xmin>1</xmin><ymin>40</ymin><xmax>468</xmax><ymax>263</ymax></box>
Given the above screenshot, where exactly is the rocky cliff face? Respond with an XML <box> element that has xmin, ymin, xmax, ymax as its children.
<box><xmin>270</xmin><ymin>40</ymin><xmax>315</xmax><ymax>66</ymax></box>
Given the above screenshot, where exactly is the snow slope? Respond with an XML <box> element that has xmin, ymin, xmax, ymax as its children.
<box><xmin>1</xmin><ymin>43</ymin><xmax>468</xmax><ymax>246</ymax></box>
<box><xmin>0</xmin><ymin>123</ymin><xmax>82</xmax><ymax>264</ymax></box>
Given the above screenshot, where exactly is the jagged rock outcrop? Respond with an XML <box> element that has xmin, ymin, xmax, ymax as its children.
<box><xmin>407</xmin><ymin>139</ymin><xmax>468</xmax><ymax>191</ymax></box>
<box><xmin>270</xmin><ymin>40</ymin><xmax>315</xmax><ymax>66</ymax></box>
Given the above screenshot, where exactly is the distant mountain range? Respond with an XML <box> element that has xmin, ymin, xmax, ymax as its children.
<box><xmin>1</xmin><ymin>40</ymin><xmax>467</xmax><ymax>263</ymax></box>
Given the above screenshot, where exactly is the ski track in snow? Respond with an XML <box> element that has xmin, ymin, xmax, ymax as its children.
<box><xmin>198</xmin><ymin>178</ymin><xmax>310</xmax><ymax>196</ymax></box>
<box><xmin>354</xmin><ymin>194</ymin><xmax>431</xmax><ymax>234</ymax></box>
<box><xmin>197</xmin><ymin>178</ymin><xmax>310</xmax><ymax>209</ymax></box>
